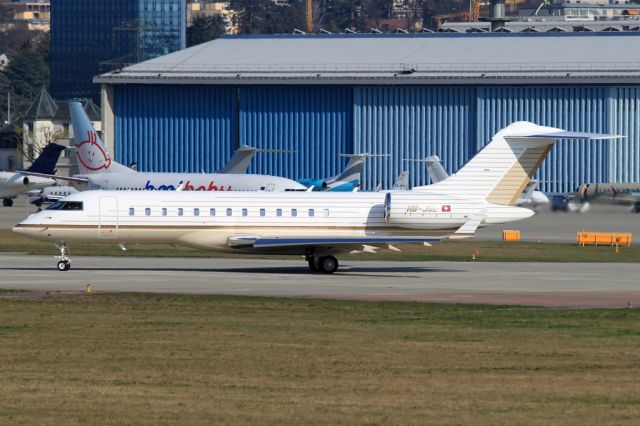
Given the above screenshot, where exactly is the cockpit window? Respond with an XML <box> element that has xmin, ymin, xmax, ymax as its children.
<box><xmin>47</xmin><ymin>201</ymin><xmax>83</xmax><ymax>211</ymax></box>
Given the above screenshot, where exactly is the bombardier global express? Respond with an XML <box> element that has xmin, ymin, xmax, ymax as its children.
<box><xmin>14</xmin><ymin>122</ymin><xmax>616</xmax><ymax>273</ymax></box>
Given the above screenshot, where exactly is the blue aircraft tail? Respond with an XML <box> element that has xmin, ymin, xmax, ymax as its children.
<box><xmin>26</xmin><ymin>143</ymin><xmax>66</xmax><ymax>174</ymax></box>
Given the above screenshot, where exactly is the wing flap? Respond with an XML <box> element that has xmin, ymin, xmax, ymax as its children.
<box><xmin>228</xmin><ymin>235</ymin><xmax>443</xmax><ymax>250</ymax></box>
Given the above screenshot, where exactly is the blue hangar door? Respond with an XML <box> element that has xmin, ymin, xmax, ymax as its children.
<box><xmin>114</xmin><ymin>85</ymin><xmax>238</xmax><ymax>173</ymax></box>
<box><xmin>238</xmin><ymin>86</ymin><xmax>353</xmax><ymax>181</ymax></box>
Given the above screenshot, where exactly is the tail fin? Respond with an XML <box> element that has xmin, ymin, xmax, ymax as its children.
<box><xmin>331</xmin><ymin>154</ymin><xmax>367</xmax><ymax>184</ymax></box>
<box><xmin>414</xmin><ymin>121</ymin><xmax>618</xmax><ymax>206</ymax></box>
<box><xmin>69</xmin><ymin>102</ymin><xmax>132</xmax><ymax>174</ymax></box>
<box><xmin>27</xmin><ymin>143</ymin><xmax>65</xmax><ymax>174</ymax></box>
<box><xmin>424</xmin><ymin>156</ymin><xmax>449</xmax><ymax>184</ymax></box>
<box><xmin>219</xmin><ymin>146</ymin><xmax>290</xmax><ymax>174</ymax></box>
<box><xmin>392</xmin><ymin>171</ymin><xmax>410</xmax><ymax>191</ymax></box>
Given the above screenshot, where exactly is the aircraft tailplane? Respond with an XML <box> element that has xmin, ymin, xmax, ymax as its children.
<box><xmin>413</xmin><ymin>122</ymin><xmax>618</xmax><ymax>206</ymax></box>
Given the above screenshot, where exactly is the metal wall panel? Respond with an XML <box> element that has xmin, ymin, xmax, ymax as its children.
<box><xmin>114</xmin><ymin>85</ymin><xmax>237</xmax><ymax>172</ymax></box>
<box><xmin>353</xmin><ymin>87</ymin><xmax>476</xmax><ymax>190</ymax></box>
<box><xmin>477</xmin><ymin>86</ymin><xmax>610</xmax><ymax>194</ymax></box>
<box><xmin>239</xmin><ymin>86</ymin><xmax>353</xmax><ymax>180</ymax></box>
<box><xmin>609</xmin><ymin>87</ymin><xmax>640</xmax><ymax>183</ymax></box>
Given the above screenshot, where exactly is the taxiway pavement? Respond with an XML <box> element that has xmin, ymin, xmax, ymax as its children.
<box><xmin>1</xmin><ymin>255</ymin><xmax>637</xmax><ymax>308</ymax></box>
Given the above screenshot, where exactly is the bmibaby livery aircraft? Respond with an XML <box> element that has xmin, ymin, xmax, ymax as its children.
<box><xmin>23</xmin><ymin>102</ymin><xmax>305</xmax><ymax>193</ymax></box>
<box><xmin>14</xmin><ymin>123</ymin><xmax>615</xmax><ymax>273</ymax></box>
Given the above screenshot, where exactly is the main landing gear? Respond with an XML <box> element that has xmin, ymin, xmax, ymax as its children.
<box><xmin>55</xmin><ymin>243</ymin><xmax>71</xmax><ymax>271</ymax></box>
<box><xmin>306</xmin><ymin>254</ymin><xmax>339</xmax><ymax>274</ymax></box>
<box><xmin>3</xmin><ymin>198</ymin><xmax>13</xmax><ymax>207</ymax></box>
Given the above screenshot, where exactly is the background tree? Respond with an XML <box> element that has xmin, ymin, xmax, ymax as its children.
<box><xmin>187</xmin><ymin>15</ymin><xmax>227</xmax><ymax>46</ymax></box>
<box><xmin>230</xmin><ymin>0</ymin><xmax>305</xmax><ymax>34</ymax></box>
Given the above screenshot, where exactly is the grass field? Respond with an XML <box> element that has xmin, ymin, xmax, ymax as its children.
<box><xmin>1</xmin><ymin>293</ymin><xmax>639</xmax><ymax>424</ymax></box>
<box><xmin>1</xmin><ymin>229</ymin><xmax>638</xmax><ymax>263</ymax></box>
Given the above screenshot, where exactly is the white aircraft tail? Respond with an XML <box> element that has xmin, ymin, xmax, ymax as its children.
<box><xmin>220</xmin><ymin>146</ymin><xmax>290</xmax><ymax>174</ymax></box>
<box><xmin>424</xmin><ymin>155</ymin><xmax>449</xmax><ymax>184</ymax></box>
<box><xmin>69</xmin><ymin>102</ymin><xmax>133</xmax><ymax>175</ymax></box>
<box><xmin>414</xmin><ymin>122</ymin><xmax>618</xmax><ymax>206</ymax></box>
<box><xmin>392</xmin><ymin>171</ymin><xmax>410</xmax><ymax>191</ymax></box>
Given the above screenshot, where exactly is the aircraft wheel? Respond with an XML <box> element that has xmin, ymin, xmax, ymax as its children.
<box><xmin>308</xmin><ymin>257</ymin><xmax>320</xmax><ymax>273</ymax></box>
<box><xmin>3</xmin><ymin>198</ymin><xmax>12</xmax><ymax>207</ymax></box>
<box><xmin>319</xmin><ymin>256</ymin><xmax>339</xmax><ymax>274</ymax></box>
<box><xmin>57</xmin><ymin>260</ymin><xmax>71</xmax><ymax>271</ymax></box>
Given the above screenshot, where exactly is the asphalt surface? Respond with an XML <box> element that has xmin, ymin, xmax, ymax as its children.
<box><xmin>2</xmin><ymin>196</ymin><xmax>638</xmax><ymax>243</ymax></box>
<box><xmin>1</xmin><ymin>254</ymin><xmax>638</xmax><ymax>308</ymax></box>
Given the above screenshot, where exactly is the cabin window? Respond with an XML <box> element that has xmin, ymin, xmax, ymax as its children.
<box><xmin>291</xmin><ymin>208</ymin><xmax>297</xmax><ymax>217</ymax></box>
<box><xmin>178</xmin><ymin>208</ymin><xmax>184</xmax><ymax>216</ymax></box>
<box><xmin>226</xmin><ymin>208</ymin><xmax>232</xmax><ymax>216</ymax></box>
<box><xmin>323</xmin><ymin>209</ymin><xmax>330</xmax><ymax>217</ymax></box>
<box><xmin>129</xmin><ymin>208</ymin><xmax>135</xmax><ymax>216</ymax></box>
<box><xmin>242</xmin><ymin>208</ymin><xmax>248</xmax><ymax>217</ymax></box>
<box><xmin>161</xmin><ymin>208</ymin><xmax>167</xmax><ymax>216</ymax></box>
<box><xmin>276</xmin><ymin>208</ymin><xmax>282</xmax><ymax>217</ymax></box>
<box><xmin>194</xmin><ymin>208</ymin><xmax>200</xmax><ymax>217</ymax></box>
<box><xmin>308</xmin><ymin>209</ymin><xmax>315</xmax><ymax>217</ymax></box>
<box><xmin>259</xmin><ymin>208</ymin><xmax>266</xmax><ymax>217</ymax></box>
<box><xmin>210</xmin><ymin>208</ymin><xmax>216</xmax><ymax>216</ymax></box>
<box><xmin>145</xmin><ymin>208</ymin><xmax>151</xmax><ymax>216</ymax></box>
<box><xmin>47</xmin><ymin>201</ymin><xmax>84</xmax><ymax>211</ymax></box>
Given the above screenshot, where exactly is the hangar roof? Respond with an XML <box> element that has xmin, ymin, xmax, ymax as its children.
<box><xmin>96</xmin><ymin>32</ymin><xmax>640</xmax><ymax>86</ymax></box>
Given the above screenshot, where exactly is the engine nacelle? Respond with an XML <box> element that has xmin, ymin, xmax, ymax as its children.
<box><xmin>23</xmin><ymin>176</ymin><xmax>30</xmax><ymax>186</ymax></box>
<box><xmin>298</xmin><ymin>179</ymin><xmax>328</xmax><ymax>190</ymax></box>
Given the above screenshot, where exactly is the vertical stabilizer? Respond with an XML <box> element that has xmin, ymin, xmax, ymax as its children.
<box><xmin>414</xmin><ymin>122</ymin><xmax>616</xmax><ymax>205</ymax></box>
<box><xmin>424</xmin><ymin>155</ymin><xmax>449</xmax><ymax>184</ymax></box>
<box><xmin>69</xmin><ymin>102</ymin><xmax>132</xmax><ymax>175</ymax></box>
<box><xmin>26</xmin><ymin>143</ymin><xmax>66</xmax><ymax>174</ymax></box>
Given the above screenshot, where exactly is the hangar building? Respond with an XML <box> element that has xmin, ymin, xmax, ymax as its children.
<box><xmin>95</xmin><ymin>33</ymin><xmax>640</xmax><ymax>193</ymax></box>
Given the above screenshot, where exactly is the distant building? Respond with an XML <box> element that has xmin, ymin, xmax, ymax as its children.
<box><xmin>0</xmin><ymin>53</ymin><xmax>9</xmax><ymax>71</ymax></box>
<box><xmin>51</xmin><ymin>0</ymin><xmax>187</xmax><ymax>101</ymax></box>
<box><xmin>187</xmin><ymin>1</ymin><xmax>236</xmax><ymax>33</ymax></box>
<box><xmin>3</xmin><ymin>0</ymin><xmax>50</xmax><ymax>31</ymax></box>
<box><xmin>21</xmin><ymin>86</ymin><xmax>101</xmax><ymax>177</ymax></box>
<box><xmin>0</xmin><ymin>128</ymin><xmax>18</xmax><ymax>171</ymax></box>
<box><xmin>441</xmin><ymin>0</ymin><xmax>640</xmax><ymax>32</ymax></box>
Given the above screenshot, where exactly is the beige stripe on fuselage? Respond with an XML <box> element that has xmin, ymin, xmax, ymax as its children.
<box><xmin>486</xmin><ymin>144</ymin><xmax>553</xmax><ymax>206</ymax></box>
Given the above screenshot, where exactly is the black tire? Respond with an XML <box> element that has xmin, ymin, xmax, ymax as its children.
<box><xmin>308</xmin><ymin>257</ymin><xmax>320</xmax><ymax>273</ymax></box>
<box><xmin>57</xmin><ymin>260</ymin><xmax>70</xmax><ymax>271</ymax></box>
<box><xmin>319</xmin><ymin>256</ymin><xmax>339</xmax><ymax>274</ymax></box>
<box><xmin>3</xmin><ymin>198</ymin><xmax>12</xmax><ymax>207</ymax></box>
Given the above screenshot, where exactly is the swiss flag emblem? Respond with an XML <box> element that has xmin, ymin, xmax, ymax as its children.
<box><xmin>441</xmin><ymin>205</ymin><xmax>451</xmax><ymax>212</ymax></box>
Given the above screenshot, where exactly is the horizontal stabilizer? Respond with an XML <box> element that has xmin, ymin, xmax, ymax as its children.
<box><xmin>507</xmin><ymin>131</ymin><xmax>622</xmax><ymax>140</ymax></box>
<box><xmin>449</xmin><ymin>209</ymin><xmax>487</xmax><ymax>240</ymax></box>
<box><xmin>18</xmin><ymin>171</ymin><xmax>89</xmax><ymax>184</ymax></box>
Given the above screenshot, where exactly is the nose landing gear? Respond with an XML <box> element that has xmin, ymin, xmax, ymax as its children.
<box><xmin>55</xmin><ymin>243</ymin><xmax>71</xmax><ymax>271</ymax></box>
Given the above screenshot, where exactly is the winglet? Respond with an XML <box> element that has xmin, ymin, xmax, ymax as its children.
<box><xmin>449</xmin><ymin>208</ymin><xmax>487</xmax><ymax>240</ymax></box>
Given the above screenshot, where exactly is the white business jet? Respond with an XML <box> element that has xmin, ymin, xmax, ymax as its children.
<box><xmin>14</xmin><ymin>122</ymin><xmax>615</xmax><ymax>273</ymax></box>
<box><xmin>23</xmin><ymin>102</ymin><xmax>306</xmax><ymax>193</ymax></box>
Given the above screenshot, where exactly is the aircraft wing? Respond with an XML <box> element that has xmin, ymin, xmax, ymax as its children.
<box><xmin>227</xmin><ymin>235</ymin><xmax>444</xmax><ymax>254</ymax></box>
<box><xmin>227</xmin><ymin>211</ymin><xmax>486</xmax><ymax>253</ymax></box>
<box><xmin>16</xmin><ymin>171</ymin><xmax>89</xmax><ymax>183</ymax></box>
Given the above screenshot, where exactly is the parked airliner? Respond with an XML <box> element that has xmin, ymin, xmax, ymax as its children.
<box><xmin>1</xmin><ymin>143</ymin><xmax>65</xmax><ymax>207</ymax></box>
<box><xmin>23</xmin><ymin>102</ymin><xmax>306</xmax><ymax>193</ymax></box>
<box><xmin>14</xmin><ymin>122</ymin><xmax>616</xmax><ymax>273</ymax></box>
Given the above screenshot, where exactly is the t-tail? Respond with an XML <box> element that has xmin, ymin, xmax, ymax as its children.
<box><xmin>69</xmin><ymin>102</ymin><xmax>133</xmax><ymax>175</ymax></box>
<box><xmin>414</xmin><ymin>122</ymin><xmax>619</xmax><ymax>206</ymax></box>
